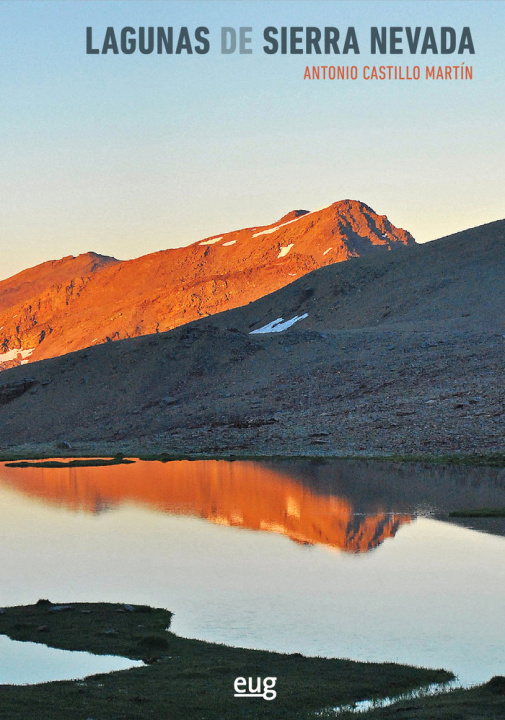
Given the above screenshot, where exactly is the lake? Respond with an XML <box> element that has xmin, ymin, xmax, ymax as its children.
<box><xmin>0</xmin><ymin>458</ymin><xmax>504</xmax><ymax>686</ymax></box>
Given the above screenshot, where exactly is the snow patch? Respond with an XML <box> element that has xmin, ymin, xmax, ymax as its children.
<box><xmin>0</xmin><ymin>348</ymin><xmax>34</xmax><ymax>364</ymax></box>
<box><xmin>277</xmin><ymin>244</ymin><xmax>294</xmax><ymax>259</ymax></box>
<box><xmin>306</xmin><ymin>201</ymin><xmax>334</xmax><ymax>216</ymax></box>
<box><xmin>252</xmin><ymin>201</ymin><xmax>338</xmax><ymax>239</ymax></box>
<box><xmin>200</xmin><ymin>236</ymin><xmax>223</xmax><ymax>245</ymax></box>
<box><xmin>252</xmin><ymin>216</ymin><xmax>304</xmax><ymax>237</ymax></box>
<box><xmin>251</xmin><ymin>201</ymin><xmax>339</xmax><ymax>239</ymax></box>
<box><xmin>323</xmin><ymin>247</ymin><xmax>332</xmax><ymax>256</ymax></box>
<box><xmin>222</xmin><ymin>240</ymin><xmax>236</xmax><ymax>246</ymax></box>
<box><xmin>250</xmin><ymin>313</ymin><xmax>308</xmax><ymax>334</ymax></box>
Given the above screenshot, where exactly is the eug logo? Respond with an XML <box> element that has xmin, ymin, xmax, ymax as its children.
<box><xmin>234</xmin><ymin>676</ymin><xmax>277</xmax><ymax>700</ymax></box>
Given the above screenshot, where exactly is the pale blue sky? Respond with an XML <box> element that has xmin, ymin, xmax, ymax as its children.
<box><xmin>1</xmin><ymin>0</ymin><xmax>504</xmax><ymax>279</ymax></box>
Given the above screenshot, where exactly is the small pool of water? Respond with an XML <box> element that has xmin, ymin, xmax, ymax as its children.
<box><xmin>320</xmin><ymin>680</ymin><xmax>462</xmax><ymax>716</ymax></box>
<box><xmin>0</xmin><ymin>635</ymin><xmax>142</xmax><ymax>685</ymax></box>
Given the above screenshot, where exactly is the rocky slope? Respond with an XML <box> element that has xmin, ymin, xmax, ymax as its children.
<box><xmin>0</xmin><ymin>217</ymin><xmax>502</xmax><ymax>458</ymax></box>
<box><xmin>0</xmin><ymin>252</ymin><xmax>119</xmax><ymax>314</ymax></box>
<box><xmin>0</xmin><ymin>252</ymin><xmax>119</xmax><ymax>368</ymax></box>
<box><xmin>0</xmin><ymin>200</ymin><xmax>413</xmax><ymax>369</ymax></box>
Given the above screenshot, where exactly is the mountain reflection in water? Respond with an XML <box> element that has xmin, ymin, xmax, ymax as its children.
<box><xmin>0</xmin><ymin>460</ymin><xmax>410</xmax><ymax>553</ymax></box>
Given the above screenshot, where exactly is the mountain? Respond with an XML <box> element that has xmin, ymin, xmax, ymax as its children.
<box><xmin>220</xmin><ymin>218</ymin><xmax>505</xmax><ymax>334</ymax></box>
<box><xmin>0</xmin><ymin>217</ymin><xmax>502</xmax><ymax>458</ymax></box>
<box><xmin>0</xmin><ymin>200</ymin><xmax>414</xmax><ymax>369</ymax></box>
<box><xmin>0</xmin><ymin>253</ymin><xmax>120</xmax><ymax>368</ymax></box>
<box><xmin>0</xmin><ymin>252</ymin><xmax>119</xmax><ymax>314</ymax></box>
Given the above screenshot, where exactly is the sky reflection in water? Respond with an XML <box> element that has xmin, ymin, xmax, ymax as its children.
<box><xmin>0</xmin><ymin>459</ymin><xmax>504</xmax><ymax>686</ymax></box>
<box><xmin>0</xmin><ymin>636</ymin><xmax>142</xmax><ymax>685</ymax></box>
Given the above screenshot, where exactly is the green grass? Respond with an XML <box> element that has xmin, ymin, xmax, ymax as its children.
<box><xmin>334</xmin><ymin>677</ymin><xmax>505</xmax><ymax>719</ymax></box>
<box><xmin>377</xmin><ymin>452</ymin><xmax>505</xmax><ymax>468</ymax></box>
<box><xmin>2</xmin><ymin>450</ymin><xmax>504</xmax><ymax>467</ymax></box>
<box><xmin>0</xmin><ymin>601</ymin><xmax>453</xmax><ymax>720</ymax></box>
<box><xmin>4</xmin><ymin>458</ymin><xmax>134</xmax><ymax>468</ymax></box>
<box><xmin>126</xmin><ymin>452</ymin><xmax>505</xmax><ymax>467</ymax></box>
<box><xmin>449</xmin><ymin>507</ymin><xmax>505</xmax><ymax>518</ymax></box>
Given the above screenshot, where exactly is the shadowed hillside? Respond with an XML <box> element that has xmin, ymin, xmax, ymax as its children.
<box><xmin>0</xmin><ymin>217</ymin><xmax>503</xmax><ymax>458</ymax></box>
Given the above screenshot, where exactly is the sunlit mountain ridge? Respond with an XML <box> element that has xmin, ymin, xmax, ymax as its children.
<box><xmin>0</xmin><ymin>200</ymin><xmax>413</xmax><ymax>369</ymax></box>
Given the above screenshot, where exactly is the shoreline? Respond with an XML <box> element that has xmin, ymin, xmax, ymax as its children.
<box><xmin>0</xmin><ymin>601</ymin><xmax>453</xmax><ymax>720</ymax></box>
<box><xmin>1</xmin><ymin>448</ymin><xmax>504</xmax><ymax>467</ymax></box>
<box><xmin>0</xmin><ymin>601</ymin><xmax>504</xmax><ymax>719</ymax></box>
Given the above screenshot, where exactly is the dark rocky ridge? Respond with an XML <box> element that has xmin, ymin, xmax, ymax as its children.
<box><xmin>0</xmin><ymin>218</ymin><xmax>503</xmax><ymax>458</ymax></box>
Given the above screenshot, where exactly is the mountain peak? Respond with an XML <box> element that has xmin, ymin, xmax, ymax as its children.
<box><xmin>0</xmin><ymin>199</ymin><xmax>414</xmax><ymax>369</ymax></box>
<box><xmin>82</xmin><ymin>251</ymin><xmax>119</xmax><ymax>262</ymax></box>
<box><xmin>277</xmin><ymin>209</ymin><xmax>310</xmax><ymax>224</ymax></box>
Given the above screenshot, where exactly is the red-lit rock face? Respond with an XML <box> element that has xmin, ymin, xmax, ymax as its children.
<box><xmin>0</xmin><ymin>460</ymin><xmax>411</xmax><ymax>553</ymax></box>
<box><xmin>0</xmin><ymin>200</ymin><xmax>414</xmax><ymax>369</ymax></box>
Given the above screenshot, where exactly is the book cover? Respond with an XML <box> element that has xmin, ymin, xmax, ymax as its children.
<box><xmin>0</xmin><ymin>1</ymin><xmax>504</xmax><ymax>718</ymax></box>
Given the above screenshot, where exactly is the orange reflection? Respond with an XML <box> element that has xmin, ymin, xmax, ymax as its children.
<box><xmin>0</xmin><ymin>460</ymin><xmax>410</xmax><ymax>553</ymax></box>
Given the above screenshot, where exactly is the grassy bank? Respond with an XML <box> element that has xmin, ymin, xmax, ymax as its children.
<box><xmin>380</xmin><ymin>452</ymin><xmax>505</xmax><ymax>468</ymax></box>
<box><xmin>335</xmin><ymin>677</ymin><xmax>505</xmax><ymax>719</ymax></box>
<box><xmin>4</xmin><ymin>458</ymin><xmax>134</xmax><ymax>468</ymax></box>
<box><xmin>449</xmin><ymin>507</ymin><xmax>505</xmax><ymax>518</ymax></box>
<box><xmin>0</xmin><ymin>601</ymin><xmax>452</xmax><ymax>720</ymax></box>
<box><xmin>1</xmin><ymin>449</ymin><xmax>504</xmax><ymax>467</ymax></box>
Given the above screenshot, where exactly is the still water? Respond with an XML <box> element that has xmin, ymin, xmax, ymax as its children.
<box><xmin>0</xmin><ymin>636</ymin><xmax>142</xmax><ymax>685</ymax></box>
<box><xmin>0</xmin><ymin>458</ymin><xmax>504</xmax><ymax>686</ymax></box>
